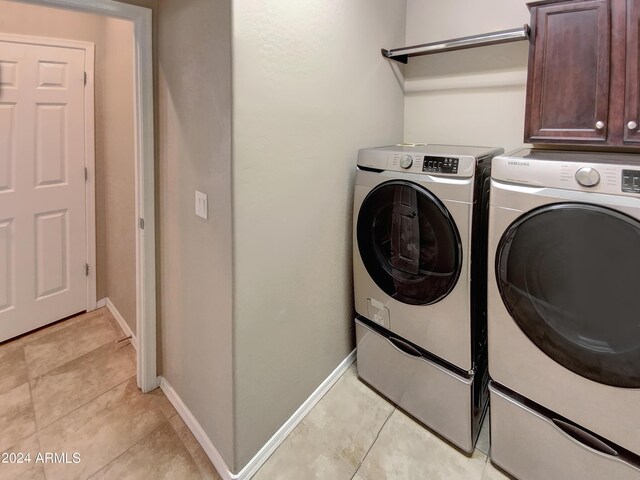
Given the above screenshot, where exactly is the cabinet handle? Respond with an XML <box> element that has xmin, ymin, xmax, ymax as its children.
<box><xmin>595</xmin><ymin>121</ymin><xmax>605</xmax><ymax>130</ymax></box>
<box><xmin>628</xmin><ymin>121</ymin><xmax>638</xmax><ymax>130</ymax></box>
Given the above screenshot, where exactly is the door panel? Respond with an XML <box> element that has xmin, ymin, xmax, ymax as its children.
<box><xmin>0</xmin><ymin>103</ymin><xmax>14</xmax><ymax>191</ymax></box>
<box><xmin>36</xmin><ymin>210</ymin><xmax>69</xmax><ymax>299</ymax></box>
<box><xmin>37</xmin><ymin>61</ymin><xmax>68</xmax><ymax>88</ymax></box>
<box><xmin>36</xmin><ymin>104</ymin><xmax>67</xmax><ymax>186</ymax></box>
<box><xmin>0</xmin><ymin>220</ymin><xmax>13</xmax><ymax>312</ymax></box>
<box><xmin>0</xmin><ymin>61</ymin><xmax>17</xmax><ymax>87</ymax></box>
<box><xmin>624</xmin><ymin>0</ymin><xmax>640</xmax><ymax>143</ymax></box>
<box><xmin>526</xmin><ymin>0</ymin><xmax>610</xmax><ymax>142</ymax></box>
<box><xmin>0</xmin><ymin>39</ymin><xmax>87</xmax><ymax>342</ymax></box>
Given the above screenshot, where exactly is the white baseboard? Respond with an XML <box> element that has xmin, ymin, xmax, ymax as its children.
<box><xmin>159</xmin><ymin>349</ymin><xmax>356</xmax><ymax>480</ymax></box>
<box><xmin>98</xmin><ymin>297</ymin><xmax>138</xmax><ymax>350</ymax></box>
<box><xmin>159</xmin><ymin>376</ymin><xmax>236</xmax><ymax>479</ymax></box>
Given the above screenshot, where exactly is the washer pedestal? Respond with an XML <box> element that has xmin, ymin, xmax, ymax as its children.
<box><xmin>356</xmin><ymin>318</ymin><xmax>487</xmax><ymax>453</ymax></box>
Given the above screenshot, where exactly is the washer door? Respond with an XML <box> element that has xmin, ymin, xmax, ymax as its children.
<box><xmin>357</xmin><ymin>180</ymin><xmax>462</xmax><ymax>306</ymax></box>
<box><xmin>496</xmin><ymin>203</ymin><xmax>640</xmax><ymax>388</ymax></box>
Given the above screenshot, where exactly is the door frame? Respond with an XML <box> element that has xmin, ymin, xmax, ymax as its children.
<box><xmin>11</xmin><ymin>0</ymin><xmax>157</xmax><ymax>393</ymax></box>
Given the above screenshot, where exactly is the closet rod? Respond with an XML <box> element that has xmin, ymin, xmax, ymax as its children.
<box><xmin>382</xmin><ymin>25</ymin><xmax>530</xmax><ymax>64</ymax></box>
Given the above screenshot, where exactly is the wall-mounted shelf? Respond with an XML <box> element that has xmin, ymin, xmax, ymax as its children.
<box><xmin>382</xmin><ymin>25</ymin><xmax>531</xmax><ymax>64</ymax></box>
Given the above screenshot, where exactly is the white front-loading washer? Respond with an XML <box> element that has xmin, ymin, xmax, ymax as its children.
<box><xmin>353</xmin><ymin>144</ymin><xmax>502</xmax><ymax>452</ymax></box>
<box><xmin>487</xmin><ymin>149</ymin><xmax>640</xmax><ymax>479</ymax></box>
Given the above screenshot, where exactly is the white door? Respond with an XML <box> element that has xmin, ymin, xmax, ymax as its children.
<box><xmin>0</xmin><ymin>39</ymin><xmax>88</xmax><ymax>342</ymax></box>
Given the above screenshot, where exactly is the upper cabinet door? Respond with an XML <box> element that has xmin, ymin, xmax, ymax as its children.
<box><xmin>525</xmin><ymin>0</ymin><xmax>611</xmax><ymax>143</ymax></box>
<box><xmin>624</xmin><ymin>0</ymin><xmax>640</xmax><ymax>143</ymax></box>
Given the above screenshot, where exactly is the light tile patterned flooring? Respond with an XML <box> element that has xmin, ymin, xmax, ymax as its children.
<box><xmin>254</xmin><ymin>365</ymin><xmax>509</xmax><ymax>480</ymax></box>
<box><xmin>1</xmin><ymin>308</ymin><xmax>507</xmax><ymax>480</ymax></box>
<box><xmin>0</xmin><ymin>308</ymin><xmax>221</xmax><ymax>480</ymax></box>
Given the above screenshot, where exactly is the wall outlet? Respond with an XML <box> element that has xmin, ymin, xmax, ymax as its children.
<box><xmin>195</xmin><ymin>191</ymin><xmax>208</xmax><ymax>219</ymax></box>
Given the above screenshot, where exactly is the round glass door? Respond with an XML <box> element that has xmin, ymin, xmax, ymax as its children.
<box><xmin>357</xmin><ymin>180</ymin><xmax>462</xmax><ymax>306</ymax></box>
<box><xmin>496</xmin><ymin>203</ymin><xmax>640</xmax><ymax>387</ymax></box>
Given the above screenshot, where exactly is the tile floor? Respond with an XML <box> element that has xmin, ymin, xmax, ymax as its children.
<box><xmin>254</xmin><ymin>365</ymin><xmax>508</xmax><ymax>480</ymax></box>
<box><xmin>1</xmin><ymin>309</ymin><xmax>507</xmax><ymax>480</ymax></box>
<box><xmin>0</xmin><ymin>308</ymin><xmax>221</xmax><ymax>480</ymax></box>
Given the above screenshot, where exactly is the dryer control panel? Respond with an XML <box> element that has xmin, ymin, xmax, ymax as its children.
<box><xmin>491</xmin><ymin>149</ymin><xmax>640</xmax><ymax>198</ymax></box>
<box><xmin>423</xmin><ymin>156</ymin><xmax>459</xmax><ymax>174</ymax></box>
<box><xmin>622</xmin><ymin>170</ymin><xmax>640</xmax><ymax>194</ymax></box>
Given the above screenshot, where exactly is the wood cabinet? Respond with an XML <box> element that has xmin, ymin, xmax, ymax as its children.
<box><xmin>525</xmin><ymin>0</ymin><xmax>640</xmax><ymax>148</ymax></box>
<box><xmin>624</xmin><ymin>0</ymin><xmax>640</xmax><ymax>144</ymax></box>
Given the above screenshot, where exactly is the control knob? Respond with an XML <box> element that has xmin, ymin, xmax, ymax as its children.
<box><xmin>575</xmin><ymin>167</ymin><xmax>600</xmax><ymax>187</ymax></box>
<box><xmin>400</xmin><ymin>155</ymin><xmax>413</xmax><ymax>169</ymax></box>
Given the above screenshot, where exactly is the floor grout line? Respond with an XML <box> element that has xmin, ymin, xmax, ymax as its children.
<box><xmin>40</xmin><ymin>371</ymin><xmax>142</xmax><ymax>480</ymax></box>
<box><xmin>0</xmin><ymin>309</ymin><xmax>103</xmax><ymax>350</ymax></box>
<box><xmin>24</xmin><ymin>314</ymin><xmax>120</xmax><ymax>381</ymax></box>
<box><xmin>88</xmin><ymin>402</ymin><xmax>206</xmax><ymax>480</ymax></box>
<box><xmin>166</xmin><ymin>413</ymin><xmax>214</xmax><ymax>475</ymax></box>
<box><xmin>23</xmin><ymin>311</ymin><xmax>135</xmax><ymax>433</ymax></box>
<box><xmin>481</xmin><ymin>455</ymin><xmax>490</xmax><ymax>480</ymax></box>
<box><xmin>36</xmin><ymin>373</ymin><xmax>137</xmax><ymax>434</ymax></box>
<box><xmin>85</xmin><ymin>418</ymin><xmax>169</xmax><ymax>479</ymax></box>
<box><xmin>26</xmin><ymin>377</ymin><xmax>39</xmax><ymax>433</ymax></box>
<box><xmin>37</xmin><ymin>433</ymin><xmax>48</xmax><ymax>480</ymax></box>
<box><xmin>351</xmin><ymin>406</ymin><xmax>396</xmax><ymax>479</ymax></box>
<box><xmin>29</xmin><ymin>338</ymin><xmax>127</xmax><ymax>383</ymax></box>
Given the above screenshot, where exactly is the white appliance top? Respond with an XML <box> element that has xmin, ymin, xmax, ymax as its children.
<box><xmin>357</xmin><ymin>144</ymin><xmax>504</xmax><ymax>178</ymax></box>
<box><xmin>492</xmin><ymin>149</ymin><xmax>640</xmax><ymax>198</ymax></box>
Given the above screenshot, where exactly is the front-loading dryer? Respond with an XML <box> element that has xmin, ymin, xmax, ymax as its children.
<box><xmin>353</xmin><ymin>144</ymin><xmax>503</xmax><ymax>452</ymax></box>
<box><xmin>487</xmin><ymin>149</ymin><xmax>640</xmax><ymax>479</ymax></box>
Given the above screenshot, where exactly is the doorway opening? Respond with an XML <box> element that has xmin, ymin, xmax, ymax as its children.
<box><xmin>0</xmin><ymin>0</ymin><xmax>156</xmax><ymax>392</ymax></box>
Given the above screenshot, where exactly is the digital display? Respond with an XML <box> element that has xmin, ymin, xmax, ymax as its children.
<box><xmin>622</xmin><ymin>170</ymin><xmax>640</xmax><ymax>194</ymax></box>
<box><xmin>422</xmin><ymin>156</ymin><xmax>459</xmax><ymax>174</ymax></box>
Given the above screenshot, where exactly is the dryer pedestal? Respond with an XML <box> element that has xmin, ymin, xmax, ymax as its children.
<box><xmin>355</xmin><ymin>317</ymin><xmax>488</xmax><ymax>453</ymax></box>
<box><xmin>489</xmin><ymin>382</ymin><xmax>640</xmax><ymax>480</ymax></box>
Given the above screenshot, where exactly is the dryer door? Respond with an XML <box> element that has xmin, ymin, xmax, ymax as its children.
<box><xmin>357</xmin><ymin>180</ymin><xmax>462</xmax><ymax>306</ymax></box>
<box><xmin>496</xmin><ymin>203</ymin><xmax>640</xmax><ymax>387</ymax></box>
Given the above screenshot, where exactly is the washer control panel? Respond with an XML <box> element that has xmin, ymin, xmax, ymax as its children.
<box><xmin>357</xmin><ymin>148</ymin><xmax>483</xmax><ymax>178</ymax></box>
<box><xmin>422</xmin><ymin>156</ymin><xmax>459</xmax><ymax>174</ymax></box>
<box><xmin>622</xmin><ymin>170</ymin><xmax>640</xmax><ymax>193</ymax></box>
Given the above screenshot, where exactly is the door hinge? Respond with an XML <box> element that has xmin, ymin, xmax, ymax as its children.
<box><xmin>84</xmin><ymin>72</ymin><xmax>87</xmax><ymax>86</ymax></box>
<box><xmin>85</xmin><ymin>167</ymin><xmax>88</xmax><ymax>181</ymax></box>
<box><xmin>85</xmin><ymin>263</ymin><xmax>90</xmax><ymax>276</ymax></box>
<box><xmin>139</xmin><ymin>218</ymin><xmax>145</xmax><ymax>230</ymax></box>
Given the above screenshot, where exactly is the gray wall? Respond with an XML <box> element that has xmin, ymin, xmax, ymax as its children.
<box><xmin>231</xmin><ymin>0</ymin><xmax>406</xmax><ymax>471</ymax></box>
<box><xmin>156</xmin><ymin>0</ymin><xmax>235</xmax><ymax>468</ymax></box>
<box><xmin>403</xmin><ymin>0</ymin><xmax>531</xmax><ymax>151</ymax></box>
<box><xmin>96</xmin><ymin>18</ymin><xmax>136</xmax><ymax>332</ymax></box>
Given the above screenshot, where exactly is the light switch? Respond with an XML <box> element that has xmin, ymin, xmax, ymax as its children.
<box><xmin>195</xmin><ymin>191</ymin><xmax>208</xmax><ymax>219</ymax></box>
